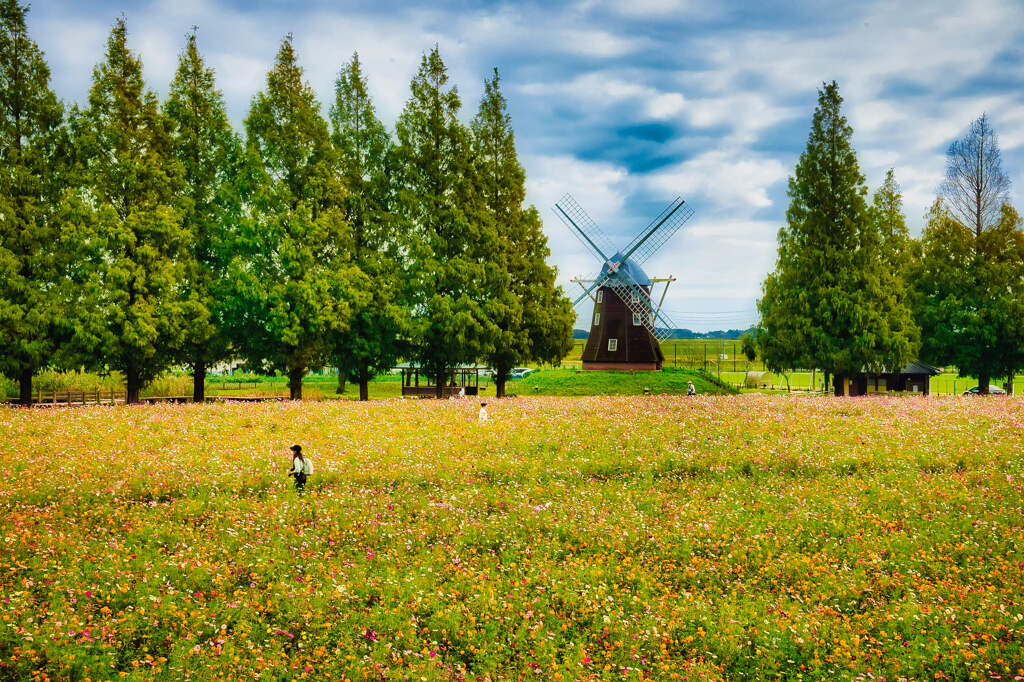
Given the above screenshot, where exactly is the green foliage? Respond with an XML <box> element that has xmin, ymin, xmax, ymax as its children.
<box><xmin>0</xmin><ymin>0</ymin><xmax>67</xmax><ymax>402</ymax></box>
<box><xmin>66</xmin><ymin>17</ymin><xmax>187</xmax><ymax>403</ymax></box>
<box><xmin>228</xmin><ymin>35</ymin><xmax>368</xmax><ymax>400</ymax></box>
<box><xmin>164</xmin><ymin>29</ymin><xmax>244</xmax><ymax>401</ymax></box>
<box><xmin>740</xmin><ymin>332</ymin><xmax>757</xmax><ymax>363</ymax></box>
<box><xmin>329</xmin><ymin>52</ymin><xmax>407</xmax><ymax>400</ymax></box>
<box><xmin>396</xmin><ymin>46</ymin><xmax>495</xmax><ymax>395</ymax></box>
<box><xmin>471</xmin><ymin>68</ymin><xmax>573</xmax><ymax>397</ymax></box>
<box><xmin>870</xmin><ymin>168</ymin><xmax>915</xmax><ymax>274</ymax></box>
<box><xmin>912</xmin><ymin>201</ymin><xmax>1024</xmax><ymax>391</ymax></box>
<box><xmin>757</xmin><ymin>82</ymin><xmax>917</xmax><ymax>392</ymax></box>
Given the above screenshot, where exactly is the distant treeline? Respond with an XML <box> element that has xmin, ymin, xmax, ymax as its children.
<box><xmin>0</xmin><ymin>5</ymin><xmax>575</xmax><ymax>404</ymax></box>
<box><xmin>573</xmin><ymin>327</ymin><xmax>754</xmax><ymax>340</ymax></box>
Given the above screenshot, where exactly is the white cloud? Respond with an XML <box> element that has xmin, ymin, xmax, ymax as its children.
<box><xmin>646</xmin><ymin>92</ymin><xmax>685</xmax><ymax>119</ymax></box>
<box><xmin>647</xmin><ymin>150</ymin><xmax>788</xmax><ymax>211</ymax></box>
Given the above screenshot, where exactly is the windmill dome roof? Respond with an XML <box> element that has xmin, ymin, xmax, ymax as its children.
<box><xmin>599</xmin><ymin>252</ymin><xmax>651</xmax><ymax>286</ymax></box>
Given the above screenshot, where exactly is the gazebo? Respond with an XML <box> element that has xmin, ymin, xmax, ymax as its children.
<box><xmin>395</xmin><ymin>363</ymin><xmax>486</xmax><ymax>398</ymax></box>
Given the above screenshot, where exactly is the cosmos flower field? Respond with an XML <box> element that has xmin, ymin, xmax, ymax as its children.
<box><xmin>1</xmin><ymin>396</ymin><xmax>1022</xmax><ymax>680</ymax></box>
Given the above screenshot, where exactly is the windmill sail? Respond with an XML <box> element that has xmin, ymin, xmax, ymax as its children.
<box><xmin>553</xmin><ymin>193</ymin><xmax>616</xmax><ymax>262</ymax></box>
<box><xmin>619</xmin><ymin>197</ymin><xmax>694</xmax><ymax>267</ymax></box>
<box><xmin>607</xmin><ymin>270</ymin><xmax>679</xmax><ymax>342</ymax></box>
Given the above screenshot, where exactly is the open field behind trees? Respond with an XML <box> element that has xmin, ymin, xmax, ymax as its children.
<box><xmin>1</xmin><ymin>396</ymin><xmax>1022</xmax><ymax>679</ymax></box>
<box><xmin>563</xmin><ymin>340</ymin><xmax>768</xmax><ymax>373</ymax></box>
<box><xmin>0</xmin><ymin>369</ymin><xmax>732</xmax><ymax>402</ymax></box>
<box><xmin>4</xmin><ymin>365</ymin><xmax>1023</xmax><ymax>402</ymax></box>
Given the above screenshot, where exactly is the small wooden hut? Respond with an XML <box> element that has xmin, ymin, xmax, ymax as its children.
<box><xmin>847</xmin><ymin>361</ymin><xmax>940</xmax><ymax>396</ymax></box>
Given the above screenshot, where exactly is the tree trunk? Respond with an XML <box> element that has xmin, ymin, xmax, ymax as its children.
<box><xmin>336</xmin><ymin>370</ymin><xmax>346</xmax><ymax>395</ymax></box>
<box><xmin>288</xmin><ymin>367</ymin><xmax>304</xmax><ymax>400</ymax></box>
<box><xmin>435</xmin><ymin>372</ymin><xmax>444</xmax><ymax>399</ymax></box>
<box><xmin>358</xmin><ymin>365</ymin><xmax>369</xmax><ymax>402</ymax></box>
<box><xmin>833</xmin><ymin>373</ymin><xmax>845</xmax><ymax>397</ymax></box>
<box><xmin>1007</xmin><ymin>373</ymin><xmax>1015</xmax><ymax>396</ymax></box>
<box><xmin>978</xmin><ymin>372</ymin><xmax>990</xmax><ymax>395</ymax></box>
<box><xmin>193</xmin><ymin>359</ymin><xmax>206</xmax><ymax>403</ymax></box>
<box><xmin>824</xmin><ymin>372</ymin><xmax>830</xmax><ymax>394</ymax></box>
<box><xmin>126</xmin><ymin>366</ymin><xmax>142</xmax><ymax>405</ymax></box>
<box><xmin>18</xmin><ymin>368</ymin><xmax>32</xmax><ymax>406</ymax></box>
<box><xmin>494</xmin><ymin>365</ymin><xmax>509</xmax><ymax>398</ymax></box>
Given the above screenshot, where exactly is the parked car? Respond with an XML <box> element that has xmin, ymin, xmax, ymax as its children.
<box><xmin>509</xmin><ymin>367</ymin><xmax>536</xmax><ymax>379</ymax></box>
<box><xmin>963</xmin><ymin>385</ymin><xmax>1006</xmax><ymax>395</ymax></box>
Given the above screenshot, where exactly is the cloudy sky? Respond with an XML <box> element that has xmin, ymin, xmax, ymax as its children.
<box><xmin>26</xmin><ymin>0</ymin><xmax>1024</xmax><ymax>331</ymax></box>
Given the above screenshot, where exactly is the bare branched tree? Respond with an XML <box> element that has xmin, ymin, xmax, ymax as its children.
<box><xmin>940</xmin><ymin>113</ymin><xmax>1011</xmax><ymax>238</ymax></box>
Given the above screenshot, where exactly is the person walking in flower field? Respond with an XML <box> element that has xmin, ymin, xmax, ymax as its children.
<box><xmin>287</xmin><ymin>444</ymin><xmax>313</xmax><ymax>491</ymax></box>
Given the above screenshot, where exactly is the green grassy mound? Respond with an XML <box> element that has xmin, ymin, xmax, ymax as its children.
<box><xmin>506</xmin><ymin>367</ymin><xmax>734</xmax><ymax>396</ymax></box>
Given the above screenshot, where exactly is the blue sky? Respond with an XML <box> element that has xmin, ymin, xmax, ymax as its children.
<box><xmin>27</xmin><ymin>0</ymin><xmax>1024</xmax><ymax>331</ymax></box>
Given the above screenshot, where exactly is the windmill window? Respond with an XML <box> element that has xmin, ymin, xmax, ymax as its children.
<box><xmin>632</xmin><ymin>312</ymin><xmax>642</xmax><ymax>326</ymax></box>
<box><xmin>608</xmin><ymin>338</ymin><xmax>618</xmax><ymax>351</ymax></box>
<box><xmin>593</xmin><ymin>312</ymin><xmax>600</xmax><ymax>326</ymax></box>
<box><xmin>596</xmin><ymin>290</ymin><xmax>603</xmax><ymax>303</ymax></box>
<box><xmin>631</xmin><ymin>292</ymin><xmax>639</xmax><ymax>304</ymax></box>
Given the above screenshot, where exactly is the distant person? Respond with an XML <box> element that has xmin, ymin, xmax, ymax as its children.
<box><xmin>687</xmin><ymin>381</ymin><xmax>696</xmax><ymax>396</ymax></box>
<box><xmin>478</xmin><ymin>401</ymin><xmax>489</xmax><ymax>423</ymax></box>
<box><xmin>287</xmin><ymin>444</ymin><xmax>313</xmax><ymax>491</ymax></box>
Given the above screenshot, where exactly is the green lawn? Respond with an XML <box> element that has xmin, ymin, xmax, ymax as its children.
<box><xmin>5</xmin><ymin>364</ymin><xmax>1019</xmax><ymax>402</ymax></box>
<box><xmin>506</xmin><ymin>367</ymin><xmax>732</xmax><ymax>396</ymax></box>
<box><xmin>564</xmin><ymin>338</ymin><xmax>761</xmax><ymax>372</ymax></box>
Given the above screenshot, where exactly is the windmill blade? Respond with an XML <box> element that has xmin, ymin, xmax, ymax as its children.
<box><xmin>572</xmin><ymin>277</ymin><xmax>600</xmax><ymax>303</ymax></box>
<box><xmin>619</xmin><ymin>197</ymin><xmax>694</xmax><ymax>267</ymax></box>
<box><xmin>607</xmin><ymin>270</ymin><xmax>680</xmax><ymax>342</ymax></box>
<box><xmin>553</xmin><ymin>193</ymin><xmax>616</xmax><ymax>263</ymax></box>
<box><xmin>572</xmin><ymin>271</ymin><xmax>612</xmax><ymax>307</ymax></box>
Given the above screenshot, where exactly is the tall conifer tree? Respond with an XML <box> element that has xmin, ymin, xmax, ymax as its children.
<box><xmin>870</xmin><ymin>169</ymin><xmax>913</xmax><ymax>274</ymax></box>
<box><xmin>396</xmin><ymin>46</ymin><xmax>495</xmax><ymax>397</ymax></box>
<box><xmin>329</xmin><ymin>53</ymin><xmax>406</xmax><ymax>401</ymax></box>
<box><xmin>913</xmin><ymin>201</ymin><xmax>1024</xmax><ymax>393</ymax></box>
<box><xmin>70</xmin><ymin>18</ymin><xmax>186</xmax><ymax>404</ymax></box>
<box><xmin>164</xmin><ymin>30</ymin><xmax>243</xmax><ymax>402</ymax></box>
<box><xmin>0</xmin><ymin>0</ymin><xmax>67</xmax><ymax>404</ymax></box>
<box><xmin>757</xmin><ymin>82</ymin><xmax>916</xmax><ymax>395</ymax></box>
<box><xmin>229</xmin><ymin>35</ymin><xmax>367</xmax><ymax>400</ymax></box>
<box><xmin>914</xmin><ymin>117</ymin><xmax>1022</xmax><ymax>393</ymax></box>
<box><xmin>471</xmin><ymin>69</ymin><xmax>572</xmax><ymax>397</ymax></box>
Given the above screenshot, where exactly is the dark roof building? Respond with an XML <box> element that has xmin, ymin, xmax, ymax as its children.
<box><xmin>847</xmin><ymin>361</ymin><xmax>941</xmax><ymax>396</ymax></box>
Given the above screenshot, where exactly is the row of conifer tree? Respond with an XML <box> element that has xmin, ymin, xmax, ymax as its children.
<box><xmin>0</xmin><ymin>3</ymin><xmax>576</xmax><ymax>404</ymax></box>
<box><xmin>756</xmin><ymin>82</ymin><xmax>1024</xmax><ymax>395</ymax></box>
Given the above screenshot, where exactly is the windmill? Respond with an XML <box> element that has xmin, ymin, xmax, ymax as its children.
<box><xmin>553</xmin><ymin>193</ymin><xmax>694</xmax><ymax>370</ymax></box>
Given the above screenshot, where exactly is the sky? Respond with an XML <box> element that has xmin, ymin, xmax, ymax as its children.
<box><xmin>25</xmin><ymin>0</ymin><xmax>1024</xmax><ymax>331</ymax></box>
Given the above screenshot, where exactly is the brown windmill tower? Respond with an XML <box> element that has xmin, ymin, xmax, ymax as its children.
<box><xmin>554</xmin><ymin>194</ymin><xmax>693</xmax><ymax>371</ymax></box>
